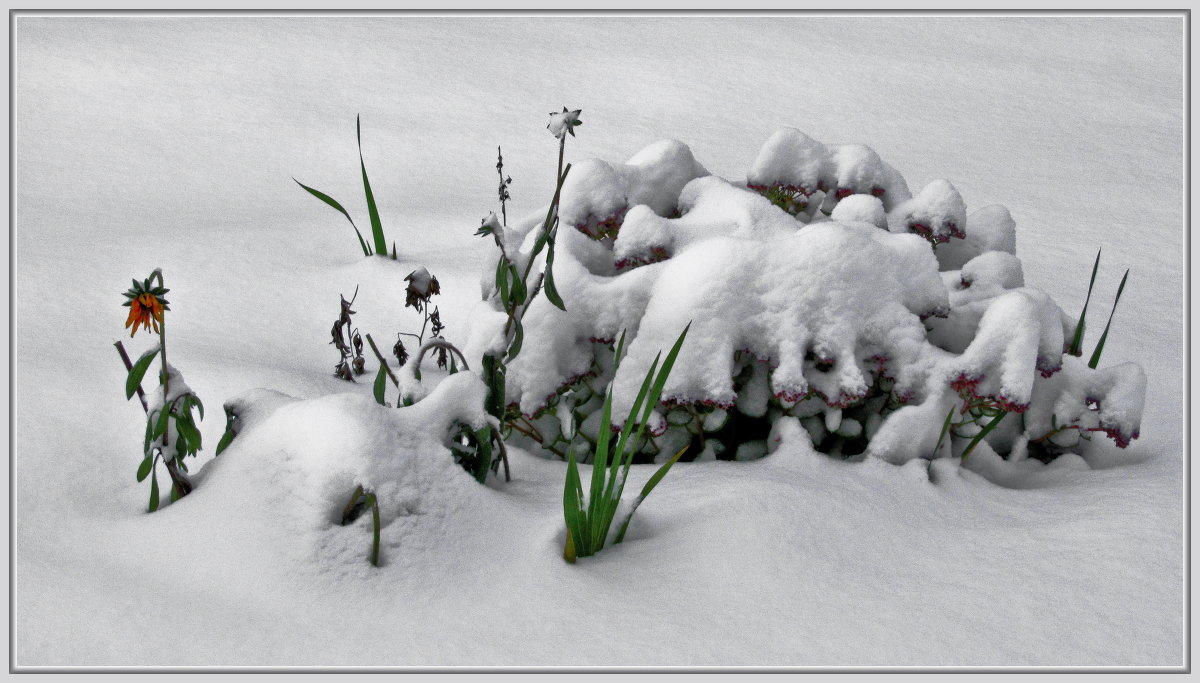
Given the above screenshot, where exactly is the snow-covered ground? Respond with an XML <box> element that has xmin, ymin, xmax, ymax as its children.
<box><xmin>13</xmin><ymin>15</ymin><xmax>1185</xmax><ymax>668</ymax></box>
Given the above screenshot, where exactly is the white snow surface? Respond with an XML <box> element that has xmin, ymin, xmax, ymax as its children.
<box><xmin>13</xmin><ymin>15</ymin><xmax>1184</xmax><ymax>668</ymax></box>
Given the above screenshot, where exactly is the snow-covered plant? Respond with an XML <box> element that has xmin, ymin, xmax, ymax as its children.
<box><xmin>392</xmin><ymin>266</ymin><xmax>447</xmax><ymax>368</ymax></box>
<box><xmin>478</xmin><ymin>126</ymin><xmax>1146</xmax><ymax>471</ymax></box>
<box><xmin>453</xmin><ymin>108</ymin><xmax>580</xmax><ymax>481</ymax></box>
<box><xmin>295</xmin><ymin>115</ymin><xmax>398</xmax><ymax>259</ymax></box>
<box><xmin>330</xmin><ymin>287</ymin><xmax>366</xmax><ymax>381</ymax></box>
<box><xmin>563</xmin><ymin>327</ymin><xmax>688</xmax><ymax>563</ymax></box>
<box><xmin>118</xmin><ymin>269</ymin><xmax>204</xmax><ymax>511</ymax></box>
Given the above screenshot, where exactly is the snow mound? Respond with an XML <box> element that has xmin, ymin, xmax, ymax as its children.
<box><xmin>890</xmin><ymin>179</ymin><xmax>967</xmax><ymax>244</ymax></box>
<box><xmin>746</xmin><ymin>127</ymin><xmax>912</xmax><ymax>210</ymax></box>
<box><xmin>203</xmin><ymin>373</ymin><xmax>495</xmax><ymax>566</ymax></box>
<box><xmin>558</xmin><ymin>139</ymin><xmax>709</xmax><ymax>239</ymax></box>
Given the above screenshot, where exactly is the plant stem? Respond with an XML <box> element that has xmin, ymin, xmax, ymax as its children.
<box><xmin>154</xmin><ymin>297</ymin><xmax>192</xmax><ymax>496</ymax></box>
<box><xmin>365</xmin><ymin>333</ymin><xmax>400</xmax><ymax>388</ymax></box>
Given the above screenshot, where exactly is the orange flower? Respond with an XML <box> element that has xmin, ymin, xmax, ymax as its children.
<box><xmin>125</xmin><ymin>292</ymin><xmax>164</xmax><ymax>336</ymax></box>
<box><xmin>121</xmin><ymin>274</ymin><xmax>170</xmax><ymax>337</ymax></box>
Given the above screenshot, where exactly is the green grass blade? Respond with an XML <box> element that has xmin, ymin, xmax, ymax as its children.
<box><xmin>294</xmin><ymin>178</ymin><xmax>371</xmax><ymax>257</ymax></box>
<box><xmin>618</xmin><ymin>323</ymin><xmax>690</xmax><ymax>491</ymax></box>
<box><xmin>1068</xmin><ymin>249</ymin><xmax>1101</xmax><ymax>356</ymax></box>
<box><xmin>637</xmin><ymin>444</ymin><xmax>687</xmax><ymax>503</ymax></box>
<box><xmin>614</xmin><ymin>444</ymin><xmax>687</xmax><ymax>544</ymax></box>
<box><xmin>961</xmin><ymin>412</ymin><xmax>1006</xmax><ymax>461</ymax></box>
<box><xmin>356</xmin><ymin>115</ymin><xmax>389</xmax><ymax>257</ymax></box>
<box><xmin>1088</xmin><ymin>268</ymin><xmax>1129</xmax><ymax>369</ymax></box>
<box><xmin>934</xmin><ymin>406</ymin><xmax>955</xmax><ymax>454</ymax></box>
<box><xmin>563</xmin><ymin>448</ymin><xmax>587</xmax><ymax>558</ymax></box>
<box><xmin>589</xmin><ymin>387</ymin><xmax>615</xmax><ymax>546</ymax></box>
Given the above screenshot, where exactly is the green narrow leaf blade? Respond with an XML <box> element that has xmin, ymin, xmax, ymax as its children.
<box><xmin>934</xmin><ymin>406</ymin><xmax>955</xmax><ymax>454</ymax></box>
<box><xmin>357</xmin><ymin>115</ymin><xmax>389</xmax><ymax>257</ymax></box>
<box><xmin>1088</xmin><ymin>269</ymin><xmax>1129</xmax><ymax>369</ymax></box>
<box><xmin>1068</xmin><ymin>249</ymin><xmax>1102</xmax><ymax>356</ymax></box>
<box><xmin>126</xmin><ymin>347</ymin><xmax>160</xmax><ymax>400</ymax></box>
<box><xmin>294</xmin><ymin>179</ymin><xmax>371</xmax><ymax>257</ymax></box>
<box><xmin>962</xmin><ymin>412</ymin><xmax>1007</xmax><ymax>461</ymax></box>
<box><xmin>614</xmin><ymin>444</ymin><xmax>688</xmax><ymax>544</ymax></box>
<box><xmin>563</xmin><ymin>448</ymin><xmax>587</xmax><ymax>559</ymax></box>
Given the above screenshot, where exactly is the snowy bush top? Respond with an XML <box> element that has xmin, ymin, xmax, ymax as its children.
<box><xmin>467</xmin><ymin>128</ymin><xmax>1145</xmax><ymax>468</ymax></box>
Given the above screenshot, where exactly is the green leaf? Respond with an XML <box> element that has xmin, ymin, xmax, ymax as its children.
<box><xmin>136</xmin><ymin>454</ymin><xmax>153</xmax><ymax>482</ymax></box>
<box><xmin>497</xmin><ymin>257</ymin><xmax>510</xmax><ymax>310</ymax></box>
<box><xmin>191</xmin><ymin>395</ymin><xmax>204</xmax><ymax>421</ymax></box>
<box><xmin>1088</xmin><ymin>269</ymin><xmax>1129</xmax><ymax>369</ymax></box>
<box><xmin>143</xmin><ymin>416</ymin><xmax>154</xmax><ymax>455</ymax></box>
<box><xmin>176</xmin><ymin>415</ymin><xmax>202</xmax><ymax>453</ymax></box>
<box><xmin>369</xmin><ymin>493</ymin><xmax>381</xmax><ymax>567</ymax></box>
<box><xmin>294</xmin><ymin>178</ymin><xmax>371</xmax><ymax>257</ymax></box>
<box><xmin>563</xmin><ymin>448</ymin><xmax>587</xmax><ymax>559</ymax></box>
<box><xmin>170</xmin><ymin>483</ymin><xmax>181</xmax><ymax>503</ymax></box>
<box><xmin>962</xmin><ymin>412</ymin><xmax>1006</xmax><ymax>461</ymax></box>
<box><xmin>1069</xmin><ymin>249</ymin><xmax>1102</xmax><ymax>356</ymax></box>
<box><xmin>357</xmin><ymin>114</ymin><xmax>389</xmax><ymax>258</ymax></box>
<box><xmin>543</xmin><ymin>230</ymin><xmax>567</xmax><ymax>311</ymax></box>
<box><xmin>126</xmin><ymin>347</ymin><xmax>160</xmax><ymax>400</ymax></box>
<box><xmin>449</xmin><ymin>356</ymin><xmax>458</xmax><ymax>375</ymax></box>
<box><xmin>152</xmin><ymin>406</ymin><xmax>171</xmax><ymax>440</ymax></box>
<box><xmin>934</xmin><ymin>406</ymin><xmax>955</xmax><ymax>454</ymax></box>
<box><xmin>216</xmin><ymin>428</ymin><xmax>235</xmax><ymax>456</ymax></box>
<box><xmin>148</xmin><ymin>466</ymin><xmax>160</xmax><ymax>512</ymax></box>
<box><xmin>509</xmin><ymin>264</ymin><xmax>526</xmax><ymax>305</ymax></box>
<box><xmin>589</xmin><ymin>386</ymin><xmax>615</xmax><ymax>546</ymax></box>
<box><xmin>614</xmin><ymin>444</ymin><xmax>687</xmax><ymax>544</ymax></box>
<box><xmin>506</xmin><ymin>318</ymin><xmax>524</xmax><ymax>362</ymax></box>
<box><xmin>372</xmin><ymin>366</ymin><xmax>388</xmax><ymax>405</ymax></box>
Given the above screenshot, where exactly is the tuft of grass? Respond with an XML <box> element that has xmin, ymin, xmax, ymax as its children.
<box><xmin>563</xmin><ymin>324</ymin><xmax>690</xmax><ymax>563</ymax></box>
<box><xmin>295</xmin><ymin>114</ymin><xmax>395</xmax><ymax>259</ymax></box>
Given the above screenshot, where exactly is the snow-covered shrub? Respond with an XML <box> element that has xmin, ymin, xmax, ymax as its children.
<box><xmin>467</xmin><ymin>127</ymin><xmax>1146</xmax><ymax>470</ymax></box>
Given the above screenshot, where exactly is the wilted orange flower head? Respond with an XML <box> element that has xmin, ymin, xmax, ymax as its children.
<box><xmin>121</xmin><ymin>273</ymin><xmax>170</xmax><ymax>338</ymax></box>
